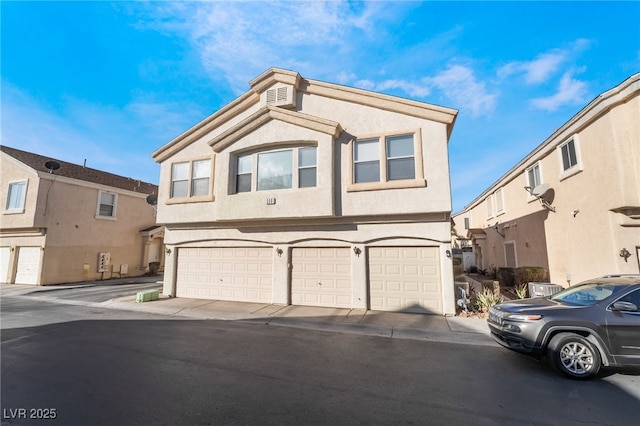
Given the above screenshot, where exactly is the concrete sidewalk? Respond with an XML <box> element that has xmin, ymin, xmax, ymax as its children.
<box><xmin>2</xmin><ymin>278</ymin><xmax>495</xmax><ymax>347</ymax></box>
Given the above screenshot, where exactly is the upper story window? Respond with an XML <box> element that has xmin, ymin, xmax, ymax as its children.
<box><xmin>258</xmin><ymin>150</ymin><xmax>292</xmax><ymax>190</ymax></box>
<box><xmin>236</xmin><ymin>155</ymin><xmax>252</xmax><ymax>193</ymax></box>
<box><xmin>170</xmin><ymin>158</ymin><xmax>213</xmax><ymax>201</ymax></box>
<box><xmin>560</xmin><ymin>139</ymin><xmax>577</xmax><ymax>171</ymax></box>
<box><xmin>97</xmin><ymin>191</ymin><xmax>117</xmax><ymax>218</ymax></box>
<box><xmin>495</xmin><ymin>187</ymin><xmax>504</xmax><ymax>215</ymax></box>
<box><xmin>5</xmin><ymin>180</ymin><xmax>27</xmax><ymax>213</ymax></box>
<box><xmin>386</xmin><ymin>135</ymin><xmax>415</xmax><ymax>181</ymax></box>
<box><xmin>235</xmin><ymin>146</ymin><xmax>316</xmax><ymax>193</ymax></box>
<box><xmin>526</xmin><ymin>162</ymin><xmax>541</xmax><ymax>189</ymax></box>
<box><xmin>354</xmin><ymin>139</ymin><xmax>380</xmax><ymax>183</ymax></box>
<box><xmin>298</xmin><ymin>147</ymin><xmax>317</xmax><ymax>188</ymax></box>
<box><xmin>558</xmin><ymin>136</ymin><xmax>582</xmax><ymax>181</ymax></box>
<box><xmin>485</xmin><ymin>194</ymin><xmax>494</xmax><ymax>219</ymax></box>
<box><xmin>354</xmin><ymin>134</ymin><xmax>416</xmax><ymax>183</ymax></box>
<box><xmin>349</xmin><ymin>131</ymin><xmax>425</xmax><ymax>192</ymax></box>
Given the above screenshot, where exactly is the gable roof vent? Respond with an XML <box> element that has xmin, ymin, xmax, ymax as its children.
<box><xmin>264</xmin><ymin>86</ymin><xmax>296</xmax><ymax>109</ymax></box>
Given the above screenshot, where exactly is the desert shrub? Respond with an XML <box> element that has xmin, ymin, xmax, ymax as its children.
<box><xmin>514</xmin><ymin>283</ymin><xmax>528</xmax><ymax>299</ymax></box>
<box><xmin>475</xmin><ymin>287</ymin><xmax>504</xmax><ymax>312</ymax></box>
<box><xmin>482</xmin><ymin>280</ymin><xmax>500</xmax><ymax>296</ymax></box>
<box><xmin>515</xmin><ymin>267</ymin><xmax>549</xmax><ymax>286</ymax></box>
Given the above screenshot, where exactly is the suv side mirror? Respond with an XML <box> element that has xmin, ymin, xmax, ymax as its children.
<box><xmin>611</xmin><ymin>301</ymin><xmax>638</xmax><ymax>312</ymax></box>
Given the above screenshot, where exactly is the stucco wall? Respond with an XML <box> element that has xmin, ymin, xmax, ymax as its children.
<box><xmin>1</xmin><ymin>156</ymin><xmax>158</xmax><ymax>284</ymax></box>
<box><xmin>156</xmin><ymin>84</ymin><xmax>452</xmax><ymax>225</ymax></box>
<box><xmin>454</xmin><ymin>76</ymin><xmax>640</xmax><ymax>286</ymax></box>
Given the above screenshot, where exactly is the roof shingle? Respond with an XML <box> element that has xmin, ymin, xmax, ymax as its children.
<box><xmin>1</xmin><ymin>145</ymin><xmax>157</xmax><ymax>195</ymax></box>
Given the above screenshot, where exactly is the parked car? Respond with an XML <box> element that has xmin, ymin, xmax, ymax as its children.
<box><xmin>487</xmin><ymin>275</ymin><xmax>640</xmax><ymax>379</ymax></box>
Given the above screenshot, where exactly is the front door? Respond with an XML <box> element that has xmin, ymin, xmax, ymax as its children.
<box><xmin>504</xmin><ymin>242</ymin><xmax>517</xmax><ymax>268</ymax></box>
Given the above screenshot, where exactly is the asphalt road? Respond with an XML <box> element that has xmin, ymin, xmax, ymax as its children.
<box><xmin>2</xmin><ymin>294</ymin><xmax>640</xmax><ymax>425</ymax></box>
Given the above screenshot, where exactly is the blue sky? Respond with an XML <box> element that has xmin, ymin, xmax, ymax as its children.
<box><xmin>2</xmin><ymin>1</ymin><xmax>639</xmax><ymax>212</ymax></box>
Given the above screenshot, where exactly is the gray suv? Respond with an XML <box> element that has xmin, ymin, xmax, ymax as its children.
<box><xmin>487</xmin><ymin>275</ymin><xmax>640</xmax><ymax>379</ymax></box>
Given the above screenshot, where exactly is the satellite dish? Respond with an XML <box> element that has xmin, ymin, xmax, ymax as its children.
<box><xmin>531</xmin><ymin>183</ymin><xmax>550</xmax><ymax>197</ymax></box>
<box><xmin>145</xmin><ymin>194</ymin><xmax>158</xmax><ymax>206</ymax></box>
<box><xmin>44</xmin><ymin>160</ymin><xmax>60</xmax><ymax>173</ymax></box>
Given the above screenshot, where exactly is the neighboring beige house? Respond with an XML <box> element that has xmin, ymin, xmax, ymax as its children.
<box><xmin>152</xmin><ymin>68</ymin><xmax>459</xmax><ymax>315</ymax></box>
<box><xmin>0</xmin><ymin>146</ymin><xmax>163</xmax><ymax>285</ymax></box>
<box><xmin>453</xmin><ymin>73</ymin><xmax>640</xmax><ymax>286</ymax></box>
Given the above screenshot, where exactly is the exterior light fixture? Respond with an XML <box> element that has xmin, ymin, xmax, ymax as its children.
<box><xmin>619</xmin><ymin>248</ymin><xmax>631</xmax><ymax>262</ymax></box>
<box><xmin>353</xmin><ymin>246</ymin><xmax>362</xmax><ymax>256</ymax></box>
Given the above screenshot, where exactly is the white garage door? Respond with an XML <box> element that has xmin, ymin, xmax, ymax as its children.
<box><xmin>369</xmin><ymin>247</ymin><xmax>442</xmax><ymax>314</ymax></box>
<box><xmin>291</xmin><ymin>248</ymin><xmax>351</xmax><ymax>308</ymax></box>
<box><xmin>0</xmin><ymin>247</ymin><xmax>11</xmax><ymax>283</ymax></box>
<box><xmin>176</xmin><ymin>247</ymin><xmax>272</xmax><ymax>303</ymax></box>
<box><xmin>15</xmin><ymin>246</ymin><xmax>41</xmax><ymax>285</ymax></box>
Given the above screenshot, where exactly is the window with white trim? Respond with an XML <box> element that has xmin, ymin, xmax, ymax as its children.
<box><xmin>353</xmin><ymin>134</ymin><xmax>416</xmax><ymax>184</ymax></box>
<box><xmin>349</xmin><ymin>131</ymin><xmax>425</xmax><ymax>192</ymax></box>
<box><xmin>558</xmin><ymin>136</ymin><xmax>583</xmax><ymax>181</ymax></box>
<box><xmin>236</xmin><ymin>155</ymin><xmax>252</xmax><ymax>193</ymax></box>
<box><xmin>354</xmin><ymin>138</ymin><xmax>380</xmax><ymax>183</ymax></box>
<box><xmin>495</xmin><ymin>187</ymin><xmax>504</xmax><ymax>214</ymax></box>
<box><xmin>526</xmin><ymin>163</ymin><xmax>541</xmax><ymax>190</ymax></box>
<box><xmin>5</xmin><ymin>180</ymin><xmax>27</xmax><ymax>213</ymax></box>
<box><xmin>486</xmin><ymin>195</ymin><xmax>493</xmax><ymax>218</ymax></box>
<box><xmin>234</xmin><ymin>146</ymin><xmax>316</xmax><ymax>193</ymax></box>
<box><xmin>560</xmin><ymin>139</ymin><xmax>578</xmax><ymax>171</ymax></box>
<box><xmin>298</xmin><ymin>147</ymin><xmax>317</xmax><ymax>188</ymax></box>
<box><xmin>170</xmin><ymin>159</ymin><xmax>212</xmax><ymax>199</ymax></box>
<box><xmin>97</xmin><ymin>191</ymin><xmax>117</xmax><ymax>218</ymax></box>
<box><xmin>386</xmin><ymin>134</ymin><xmax>416</xmax><ymax>181</ymax></box>
<box><xmin>258</xmin><ymin>150</ymin><xmax>292</xmax><ymax>190</ymax></box>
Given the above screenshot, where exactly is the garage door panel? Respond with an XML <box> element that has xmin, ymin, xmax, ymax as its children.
<box><xmin>291</xmin><ymin>248</ymin><xmax>351</xmax><ymax>308</ymax></box>
<box><xmin>15</xmin><ymin>247</ymin><xmax>41</xmax><ymax>285</ymax></box>
<box><xmin>369</xmin><ymin>247</ymin><xmax>442</xmax><ymax>314</ymax></box>
<box><xmin>176</xmin><ymin>247</ymin><xmax>272</xmax><ymax>303</ymax></box>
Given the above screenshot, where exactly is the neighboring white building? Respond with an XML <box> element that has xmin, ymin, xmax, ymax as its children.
<box><xmin>153</xmin><ymin>68</ymin><xmax>459</xmax><ymax>315</ymax></box>
<box><xmin>0</xmin><ymin>146</ymin><xmax>162</xmax><ymax>285</ymax></box>
<box><xmin>453</xmin><ymin>73</ymin><xmax>640</xmax><ymax>286</ymax></box>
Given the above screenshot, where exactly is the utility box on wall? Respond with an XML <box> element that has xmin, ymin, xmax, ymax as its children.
<box><xmin>98</xmin><ymin>252</ymin><xmax>111</xmax><ymax>272</ymax></box>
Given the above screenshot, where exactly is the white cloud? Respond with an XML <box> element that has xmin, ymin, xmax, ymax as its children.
<box><xmin>530</xmin><ymin>70</ymin><xmax>589</xmax><ymax>111</ymax></box>
<box><xmin>427</xmin><ymin>65</ymin><xmax>498</xmax><ymax>116</ymax></box>
<box><xmin>498</xmin><ymin>51</ymin><xmax>566</xmax><ymax>84</ymax></box>
<box><xmin>351</xmin><ymin>65</ymin><xmax>496</xmax><ymax>116</ymax></box>
<box><xmin>353</xmin><ymin>79</ymin><xmax>377</xmax><ymax>91</ymax></box>
<box><xmin>138</xmin><ymin>1</ymin><xmax>381</xmax><ymax>93</ymax></box>
<box><xmin>498</xmin><ymin>40</ymin><xmax>591</xmax><ymax>85</ymax></box>
<box><xmin>375</xmin><ymin>79</ymin><xmax>432</xmax><ymax>98</ymax></box>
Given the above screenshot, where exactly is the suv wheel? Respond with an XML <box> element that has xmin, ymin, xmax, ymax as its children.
<box><xmin>547</xmin><ymin>333</ymin><xmax>601</xmax><ymax>379</ymax></box>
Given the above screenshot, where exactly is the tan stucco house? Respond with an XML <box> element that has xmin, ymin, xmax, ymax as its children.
<box><xmin>453</xmin><ymin>73</ymin><xmax>640</xmax><ymax>286</ymax></box>
<box><xmin>0</xmin><ymin>146</ymin><xmax>163</xmax><ymax>285</ymax></box>
<box><xmin>152</xmin><ymin>68</ymin><xmax>459</xmax><ymax>315</ymax></box>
